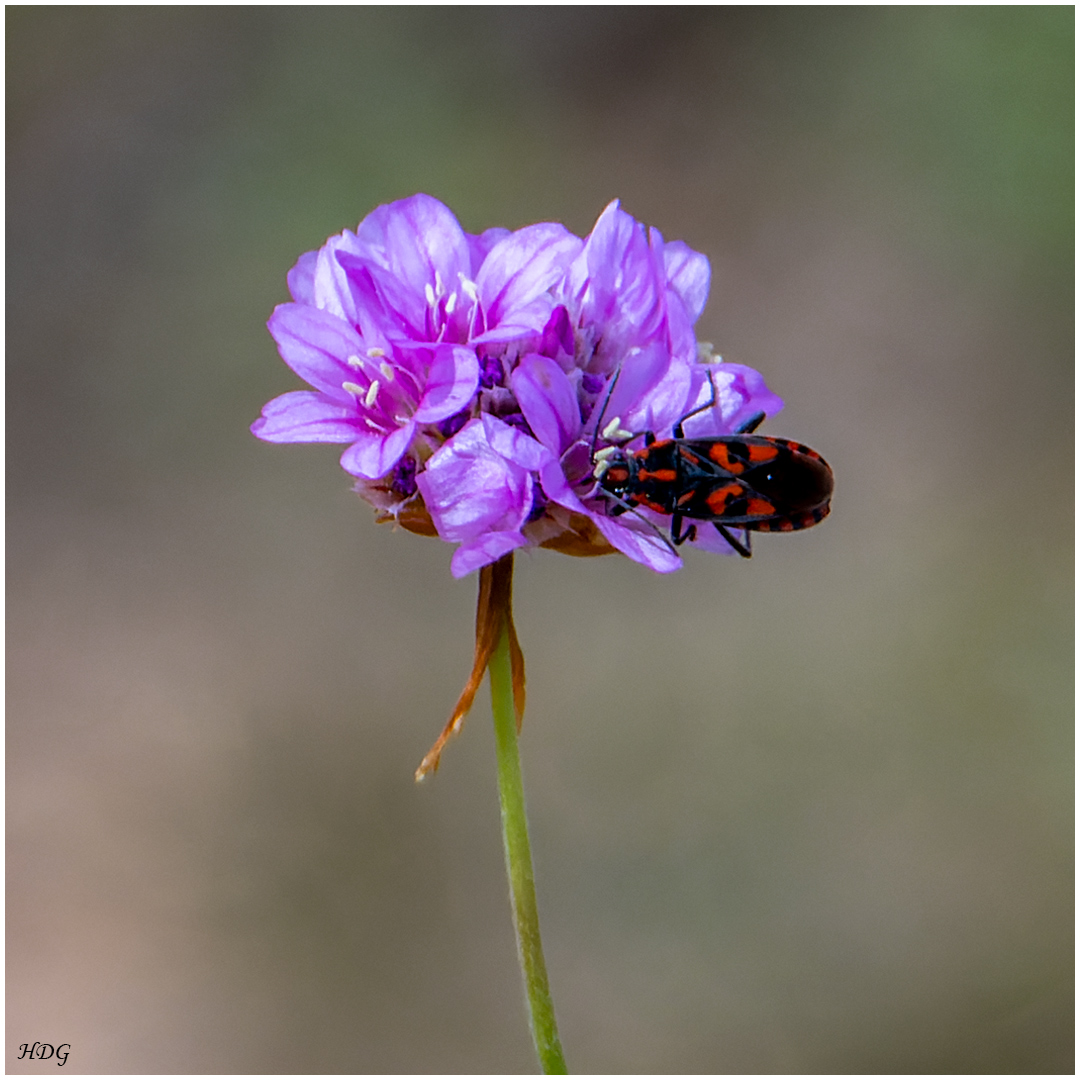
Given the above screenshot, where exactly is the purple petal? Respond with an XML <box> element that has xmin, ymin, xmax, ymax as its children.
<box><xmin>450</xmin><ymin>531</ymin><xmax>529</xmax><ymax>578</ymax></box>
<box><xmin>510</xmin><ymin>354</ymin><xmax>582</xmax><ymax>456</ymax></box>
<box><xmin>664</xmin><ymin>288</ymin><xmax>700</xmax><ymax>366</ymax></box>
<box><xmin>338</xmin><ymin>421</ymin><xmax>415</xmax><ymax>479</ymax></box>
<box><xmin>470</xmin><ymin>296</ymin><xmax>554</xmax><ymax>345</ymax></box>
<box><xmin>467</xmin><ymin>227</ymin><xmax>512</xmax><ymax>275</ymax></box>
<box><xmin>538</xmin><ymin>458</ymin><xmax>588</xmax><ymax>513</ymax></box>
<box><xmin>287</xmin><ymin>250</ymin><xmax>318</xmax><ymax>304</ymax></box>
<box><xmin>416</xmin><ymin>418</ymin><xmax>534</xmax><ymax>541</ymax></box>
<box><xmin>678</xmin><ymin>363</ymin><xmax>785</xmax><ymax>438</ymax></box>
<box><xmin>624</xmin><ymin>354</ymin><xmax>693</xmax><ymax>437</ymax></box>
<box><xmin>251</xmin><ymin>391</ymin><xmax>361</xmax><ymax>443</ymax></box>
<box><xmin>314</xmin><ymin>230</ymin><xmax>366</xmax><ymax>322</ymax></box>
<box><xmin>581</xmin><ymin>201</ymin><xmax>666</xmax><ymax>359</ymax></box>
<box><xmin>585</xmin><ymin>340</ymin><xmax>671</xmax><ymax>439</ymax></box>
<box><xmin>663</xmin><ymin>240</ymin><xmax>710</xmax><ymax>322</ymax></box>
<box><xmin>413</xmin><ymin>345</ymin><xmax>480</xmax><ymax>423</ymax></box>
<box><xmin>539</xmin><ymin>304</ymin><xmax>574</xmax><ymax>360</ymax></box>
<box><xmin>267</xmin><ymin>304</ymin><xmax>365</xmax><ymax>401</ymax></box>
<box><xmin>477</xmin><ymin>223</ymin><xmax>584</xmax><ymax>331</ymax></box>
<box><xmin>478</xmin><ymin>413</ymin><xmax>552</xmax><ymax>472</ymax></box>
<box><xmin>688</xmin><ymin>524</ymin><xmax>743</xmax><ymax>556</ymax></box>
<box><xmin>353</xmin><ymin>194</ymin><xmax>471</xmax><ymax>339</ymax></box>
<box><xmin>592</xmin><ymin>514</ymin><xmax>683</xmax><ymax>573</ymax></box>
<box><xmin>334</xmin><ymin>258</ymin><xmax>399</xmax><ymax>349</ymax></box>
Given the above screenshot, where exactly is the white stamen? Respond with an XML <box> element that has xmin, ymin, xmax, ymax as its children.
<box><xmin>593</xmin><ymin>459</ymin><xmax>612</xmax><ymax>479</ymax></box>
<box><xmin>379</xmin><ymin>361</ymin><xmax>395</xmax><ymax>380</ymax></box>
<box><xmin>594</xmin><ymin>445</ymin><xmax>617</xmax><ymax>461</ymax></box>
<box><xmin>434</xmin><ymin>270</ymin><xmax>444</xmax><ymax>298</ymax></box>
<box><xmin>347</xmin><ymin>354</ymin><xmax>365</xmax><ymax>369</ymax></box>
<box><xmin>458</xmin><ymin>273</ymin><xmax>479</xmax><ymax>302</ymax></box>
<box><xmin>342</xmin><ymin>381</ymin><xmax>366</xmax><ymax>396</ymax></box>
<box><xmin>393</xmin><ymin>414</ymin><xmax>411</xmax><ymax>425</ymax></box>
<box><xmin>602</xmin><ymin>417</ymin><xmax>624</xmax><ymax>441</ymax></box>
<box><xmin>444</xmin><ymin>291</ymin><xmax>457</xmax><ymax>315</ymax></box>
<box><xmin>366</xmin><ymin>347</ymin><xmax>386</xmax><ymax>359</ymax></box>
<box><xmin>424</xmin><ymin>282</ymin><xmax>436</xmax><ymax>307</ymax></box>
<box><xmin>365</xmin><ymin>380</ymin><xmax>380</xmax><ymax>408</ymax></box>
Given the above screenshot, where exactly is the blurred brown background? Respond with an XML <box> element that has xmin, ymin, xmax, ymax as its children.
<box><xmin>7</xmin><ymin>8</ymin><xmax>1072</xmax><ymax>1074</ymax></box>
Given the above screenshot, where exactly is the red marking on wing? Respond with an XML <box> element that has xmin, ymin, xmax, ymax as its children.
<box><xmin>630</xmin><ymin>495</ymin><xmax>668</xmax><ymax>513</ymax></box>
<box><xmin>708</xmin><ymin>443</ymin><xmax>744</xmax><ymax>474</ymax></box>
<box><xmin>747</xmin><ymin>443</ymin><xmax>779</xmax><ymax>464</ymax></box>
<box><xmin>706</xmin><ymin>482</ymin><xmax>743</xmax><ymax>514</ymax></box>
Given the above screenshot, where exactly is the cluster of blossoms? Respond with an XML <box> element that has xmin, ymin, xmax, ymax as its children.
<box><xmin>253</xmin><ymin>194</ymin><xmax>783</xmax><ymax>577</ymax></box>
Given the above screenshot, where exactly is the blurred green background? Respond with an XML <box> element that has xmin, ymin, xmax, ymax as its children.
<box><xmin>7</xmin><ymin>7</ymin><xmax>1072</xmax><ymax>1073</ymax></box>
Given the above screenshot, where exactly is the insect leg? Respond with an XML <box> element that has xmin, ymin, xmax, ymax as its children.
<box><xmin>671</xmin><ymin>512</ymin><xmax>697</xmax><ymax>546</ymax></box>
<box><xmin>735</xmin><ymin>411</ymin><xmax>766</xmax><ymax>435</ymax></box>
<box><xmin>673</xmin><ymin>369</ymin><xmax>719</xmax><ymax>438</ymax></box>
<box><xmin>714</xmin><ymin>522</ymin><xmax>753</xmax><ymax>558</ymax></box>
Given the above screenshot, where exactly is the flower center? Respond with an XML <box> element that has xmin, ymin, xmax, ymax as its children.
<box><xmin>424</xmin><ymin>270</ymin><xmax>482</xmax><ymax>342</ymax></box>
<box><xmin>343</xmin><ymin>347</ymin><xmax>421</xmax><ymax>429</ymax></box>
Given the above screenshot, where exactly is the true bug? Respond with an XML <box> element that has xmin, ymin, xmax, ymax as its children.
<box><xmin>592</xmin><ymin>369</ymin><xmax>833</xmax><ymax>558</ymax></box>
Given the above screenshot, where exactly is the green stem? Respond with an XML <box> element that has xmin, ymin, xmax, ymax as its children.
<box><xmin>489</xmin><ymin>623</ymin><xmax>568</xmax><ymax>1074</ymax></box>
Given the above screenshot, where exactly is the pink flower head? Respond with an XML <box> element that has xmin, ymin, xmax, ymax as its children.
<box><xmin>252</xmin><ymin>194</ymin><xmax>582</xmax><ymax>481</ymax></box>
<box><xmin>253</xmin><ymin>196</ymin><xmax>785</xmax><ymax>576</ymax></box>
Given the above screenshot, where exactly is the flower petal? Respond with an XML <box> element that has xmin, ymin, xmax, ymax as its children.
<box><xmin>580</xmin><ymin>200</ymin><xmax>666</xmax><ymax>364</ymax></box>
<box><xmin>450</xmin><ymin>531</ymin><xmax>529</xmax><ymax>578</ymax></box>
<box><xmin>287</xmin><ymin>250</ymin><xmax>318</xmax><ymax>304</ymax></box>
<box><xmin>585</xmin><ymin>340</ymin><xmax>672</xmax><ymax>439</ymax></box>
<box><xmin>354</xmin><ymin>193</ymin><xmax>471</xmax><ymax>339</ymax></box>
<box><xmin>339</xmin><ymin>421</ymin><xmax>415</xmax><ymax>479</ymax></box>
<box><xmin>539</xmin><ymin>304</ymin><xmax>575</xmax><ymax>361</ymax></box>
<box><xmin>478</xmin><ymin>413</ymin><xmax>552</xmax><ymax>472</ymax></box>
<box><xmin>688</xmin><ymin>523</ymin><xmax>744</xmax><ymax>556</ymax></box>
<box><xmin>413</xmin><ymin>345</ymin><xmax>480</xmax><ymax>423</ymax></box>
<box><xmin>267</xmin><ymin>303</ymin><xmax>366</xmax><ymax>401</ymax></box>
<box><xmin>313</xmin><ymin>230</ymin><xmax>366</xmax><ymax>322</ymax></box>
<box><xmin>467</xmin><ymin>227</ymin><xmax>512</xmax><ymax>275</ymax></box>
<box><xmin>538</xmin><ymin>458</ymin><xmax>588</xmax><ymax>514</ymax></box>
<box><xmin>663</xmin><ymin>239</ymin><xmax>710</xmax><ymax>322</ymax></box>
<box><xmin>625</xmin><ymin>354</ymin><xmax>693</xmax><ymax>437</ymax></box>
<box><xmin>592</xmin><ymin>514</ymin><xmax>683</xmax><ymax>573</ymax></box>
<box><xmin>510</xmin><ymin>354</ymin><xmax>582</xmax><ymax>456</ymax></box>
<box><xmin>477</xmin><ymin>223</ymin><xmax>584</xmax><ymax>331</ymax></box>
<box><xmin>679</xmin><ymin>363</ymin><xmax>785</xmax><ymax>438</ymax></box>
<box><xmin>416</xmin><ymin>418</ymin><xmax>534</xmax><ymax>542</ymax></box>
<box><xmin>251</xmin><ymin>391</ymin><xmax>362</xmax><ymax>443</ymax></box>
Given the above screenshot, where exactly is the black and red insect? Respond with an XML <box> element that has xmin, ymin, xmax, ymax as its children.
<box><xmin>593</xmin><ymin>372</ymin><xmax>833</xmax><ymax>558</ymax></box>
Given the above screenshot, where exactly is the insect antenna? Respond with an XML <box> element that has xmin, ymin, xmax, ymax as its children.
<box><xmin>588</xmin><ymin>361</ymin><xmax>628</xmax><ymax>459</ymax></box>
